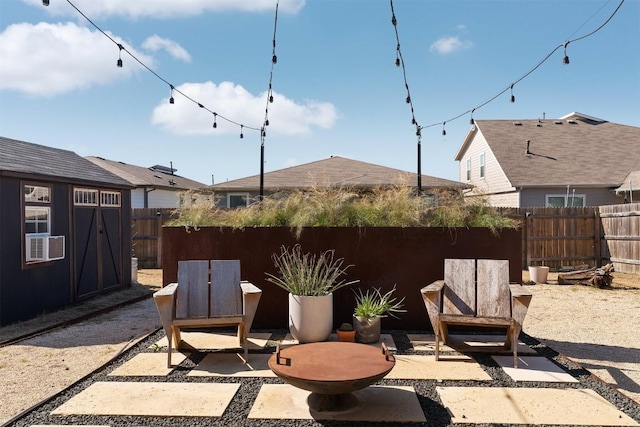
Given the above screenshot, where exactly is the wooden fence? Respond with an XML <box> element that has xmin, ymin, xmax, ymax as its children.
<box><xmin>131</xmin><ymin>204</ymin><xmax>640</xmax><ymax>273</ymax></box>
<box><xmin>131</xmin><ymin>208</ymin><xmax>176</xmax><ymax>269</ymax></box>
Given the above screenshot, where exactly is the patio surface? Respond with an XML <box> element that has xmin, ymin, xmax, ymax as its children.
<box><xmin>10</xmin><ymin>329</ymin><xmax>639</xmax><ymax>426</ymax></box>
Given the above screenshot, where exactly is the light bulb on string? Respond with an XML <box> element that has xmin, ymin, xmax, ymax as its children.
<box><xmin>212</xmin><ymin>113</ymin><xmax>217</xmax><ymax>129</ymax></box>
<box><xmin>169</xmin><ymin>85</ymin><xmax>174</xmax><ymax>104</ymax></box>
<box><xmin>42</xmin><ymin>0</ymin><xmax>49</xmax><ymax>6</ymax></box>
<box><xmin>240</xmin><ymin>125</ymin><xmax>244</xmax><ymax>139</ymax></box>
<box><xmin>563</xmin><ymin>41</ymin><xmax>570</xmax><ymax>64</ymax></box>
<box><xmin>117</xmin><ymin>44</ymin><xmax>123</xmax><ymax>68</ymax></box>
<box><xmin>510</xmin><ymin>84</ymin><xmax>515</xmax><ymax>103</ymax></box>
<box><xmin>395</xmin><ymin>44</ymin><xmax>401</xmax><ymax>67</ymax></box>
<box><xmin>470</xmin><ymin>109</ymin><xmax>475</xmax><ymax>125</ymax></box>
<box><xmin>442</xmin><ymin>122</ymin><xmax>447</xmax><ymax>136</ymax></box>
<box><xmin>265</xmin><ymin>119</ymin><xmax>269</xmax><ymax>126</ymax></box>
<box><xmin>198</xmin><ymin>103</ymin><xmax>204</xmax><ymax>109</ymax></box>
<box><xmin>406</xmin><ymin>95</ymin><xmax>411</xmax><ymax>104</ymax></box>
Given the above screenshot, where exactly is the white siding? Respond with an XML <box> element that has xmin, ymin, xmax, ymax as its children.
<box><xmin>459</xmin><ymin>130</ymin><xmax>515</xmax><ymax>200</ymax></box>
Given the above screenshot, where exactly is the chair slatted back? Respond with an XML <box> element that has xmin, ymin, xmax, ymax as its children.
<box><xmin>476</xmin><ymin>259</ymin><xmax>511</xmax><ymax>318</ymax></box>
<box><xmin>176</xmin><ymin>260</ymin><xmax>209</xmax><ymax>319</ymax></box>
<box><xmin>210</xmin><ymin>260</ymin><xmax>242</xmax><ymax>316</ymax></box>
<box><xmin>443</xmin><ymin>258</ymin><xmax>476</xmax><ymax>315</ymax></box>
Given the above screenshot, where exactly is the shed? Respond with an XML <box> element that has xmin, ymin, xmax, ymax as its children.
<box><xmin>0</xmin><ymin>136</ymin><xmax>134</xmax><ymax>325</ymax></box>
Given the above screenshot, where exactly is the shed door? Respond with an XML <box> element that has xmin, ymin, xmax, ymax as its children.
<box><xmin>73</xmin><ymin>190</ymin><xmax>122</xmax><ymax>299</ymax></box>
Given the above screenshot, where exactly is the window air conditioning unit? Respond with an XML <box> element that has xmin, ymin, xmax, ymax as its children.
<box><xmin>26</xmin><ymin>235</ymin><xmax>65</xmax><ymax>261</ymax></box>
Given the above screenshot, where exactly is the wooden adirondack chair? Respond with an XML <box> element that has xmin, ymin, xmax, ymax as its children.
<box><xmin>420</xmin><ymin>259</ymin><xmax>532</xmax><ymax>368</ymax></box>
<box><xmin>153</xmin><ymin>260</ymin><xmax>262</xmax><ymax>367</ymax></box>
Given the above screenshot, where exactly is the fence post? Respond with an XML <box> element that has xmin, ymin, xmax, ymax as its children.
<box><xmin>594</xmin><ymin>208</ymin><xmax>601</xmax><ymax>267</ymax></box>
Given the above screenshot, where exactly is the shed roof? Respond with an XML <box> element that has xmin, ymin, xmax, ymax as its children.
<box><xmin>0</xmin><ymin>136</ymin><xmax>131</xmax><ymax>187</ymax></box>
<box><xmin>211</xmin><ymin>156</ymin><xmax>467</xmax><ymax>191</ymax></box>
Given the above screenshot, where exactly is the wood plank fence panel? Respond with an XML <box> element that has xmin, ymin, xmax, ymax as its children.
<box><xmin>131</xmin><ymin>208</ymin><xmax>176</xmax><ymax>268</ymax></box>
<box><xmin>599</xmin><ymin>203</ymin><xmax>640</xmax><ymax>274</ymax></box>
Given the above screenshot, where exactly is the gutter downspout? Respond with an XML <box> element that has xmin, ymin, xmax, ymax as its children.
<box><xmin>144</xmin><ymin>187</ymin><xmax>156</xmax><ymax>208</ymax></box>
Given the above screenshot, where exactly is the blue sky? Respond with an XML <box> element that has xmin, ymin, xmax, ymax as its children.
<box><xmin>1</xmin><ymin>0</ymin><xmax>638</xmax><ymax>185</ymax></box>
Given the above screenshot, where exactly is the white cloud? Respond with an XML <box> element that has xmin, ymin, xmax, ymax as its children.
<box><xmin>142</xmin><ymin>35</ymin><xmax>191</xmax><ymax>62</ymax></box>
<box><xmin>27</xmin><ymin>0</ymin><xmax>305</xmax><ymax>19</ymax></box>
<box><xmin>151</xmin><ymin>81</ymin><xmax>338</xmax><ymax>137</ymax></box>
<box><xmin>0</xmin><ymin>22</ymin><xmax>153</xmax><ymax>96</ymax></box>
<box><xmin>429</xmin><ymin>36</ymin><xmax>473</xmax><ymax>55</ymax></box>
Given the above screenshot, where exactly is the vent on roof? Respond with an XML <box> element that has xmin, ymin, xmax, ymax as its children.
<box><xmin>513</xmin><ymin>122</ymin><xmax>522</xmax><ymax>126</ymax></box>
<box><xmin>554</xmin><ymin>121</ymin><xmax>563</xmax><ymax>125</ymax></box>
<box><xmin>567</xmin><ymin>120</ymin><xmax>578</xmax><ymax>124</ymax></box>
<box><xmin>154</xmin><ymin>174</ymin><xmax>163</xmax><ymax>179</ymax></box>
<box><xmin>168</xmin><ymin>179</ymin><xmax>176</xmax><ymax>186</ymax></box>
<box><xmin>151</xmin><ymin>164</ymin><xmax>176</xmax><ymax>175</ymax></box>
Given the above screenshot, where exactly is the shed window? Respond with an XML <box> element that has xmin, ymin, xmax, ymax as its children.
<box><xmin>23</xmin><ymin>184</ymin><xmax>52</xmax><ymax>263</ymax></box>
<box><xmin>466</xmin><ymin>159</ymin><xmax>471</xmax><ymax>181</ymax></box>
<box><xmin>74</xmin><ymin>188</ymin><xmax>98</xmax><ymax>206</ymax></box>
<box><xmin>101</xmin><ymin>190</ymin><xmax>121</xmax><ymax>207</ymax></box>
<box><xmin>479</xmin><ymin>153</ymin><xmax>485</xmax><ymax>179</ymax></box>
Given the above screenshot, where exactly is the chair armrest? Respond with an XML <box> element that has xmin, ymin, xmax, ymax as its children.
<box><xmin>240</xmin><ymin>281</ymin><xmax>262</xmax><ymax>294</ymax></box>
<box><xmin>509</xmin><ymin>284</ymin><xmax>533</xmax><ymax>326</ymax></box>
<box><xmin>421</xmin><ymin>280</ymin><xmax>445</xmax><ymax>334</ymax></box>
<box><xmin>421</xmin><ymin>280</ymin><xmax>445</xmax><ymax>295</ymax></box>
<box><xmin>154</xmin><ymin>282</ymin><xmax>178</xmax><ymax>298</ymax></box>
<box><xmin>509</xmin><ymin>284</ymin><xmax>532</xmax><ymax>298</ymax></box>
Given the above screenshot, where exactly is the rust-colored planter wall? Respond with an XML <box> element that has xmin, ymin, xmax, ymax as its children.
<box><xmin>162</xmin><ymin>226</ymin><xmax>521</xmax><ymax>331</ymax></box>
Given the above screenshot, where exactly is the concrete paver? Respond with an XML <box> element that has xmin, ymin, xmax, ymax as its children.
<box><xmin>387</xmin><ymin>354</ymin><xmax>492</xmax><ymax>380</ymax></box>
<box><xmin>108</xmin><ymin>352</ymin><xmax>187</xmax><ymax>376</ymax></box>
<box><xmin>408</xmin><ymin>333</ymin><xmax>537</xmax><ymax>354</ymax></box>
<box><xmin>437</xmin><ymin>386</ymin><xmax>639</xmax><ymax>425</ymax></box>
<box><xmin>153</xmin><ymin>331</ymin><xmax>271</xmax><ymax>350</ymax></box>
<box><xmin>492</xmin><ymin>355</ymin><xmax>579</xmax><ymax>383</ymax></box>
<box><xmin>248</xmin><ymin>384</ymin><xmax>426</xmax><ymax>422</ymax></box>
<box><xmin>51</xmin><ymin>382</ymin><xmax>240</xmax><ymax>417</ymax></box>
<box><xmin>188</xmin><ymin>353</ymin><xmax>276</xmax><ymax>377</ymax></box>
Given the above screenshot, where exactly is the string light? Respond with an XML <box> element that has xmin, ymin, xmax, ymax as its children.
<box><xmin>390</xmin><ymin>0</ymin><xmax>422</xmax><ymax>191</ymax></box>
<box><xmin>51</xmin><ymin>0</ymin><xmax>265</xmax><ymax>137</ymax></box>
<box><xmin>169</xmin><ymin>84</ymin><xmax>174</xmax><ymax>104</ymax></box>
<box><xmin>470</xmin><ymin>109</ymin><xmax>475</xmax><ymax>125</ymax></box>
<box><xmin>116</xmin><ymin>43</ymin><xmax>123</xmax><ymax>68</ymax></box>
<box><xmin>240</xmin><ymin>125</ymin><xmax>244</xmax><ymax>139</ymax></box>
<box><xmin>259</xmin><ymin>1</ymin><xmax>280</xmax><ymax>200</ymax></box>
<box><xmin>415</xmin><ymin>0</ymin><xmax>624</xmax><ymax>133</ymax></box>
<box><xmin>442</xmin><ymin>122</ymin><xmax>447</xmax><ymax>136</ymax></box>
<box><xmin>213</xmin><ymin>113</ymin><xmax>217</xmax><ymax>128</ymax></box>
<box><xmin>42</xmin><ymin>0</ymin><xmax>49</xmax><ymax>6</ymax></box>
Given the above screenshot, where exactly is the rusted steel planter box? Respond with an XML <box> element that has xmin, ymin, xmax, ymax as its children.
<box><xmin>162</xmin><ymin>226</ymin><xmax>521</xmax><ymax>331</ymax></box>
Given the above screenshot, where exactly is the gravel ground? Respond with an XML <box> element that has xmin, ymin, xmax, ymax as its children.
<box><xmin>1</xmin><ymin>269</ymin><xmax>639</xmax><ymax>426</ymax></box>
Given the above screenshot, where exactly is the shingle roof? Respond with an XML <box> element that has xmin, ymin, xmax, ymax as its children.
<box><xmin>615</xmin><ymin>170</ymin><xmax>640</xmax><ymax>193</ymax></box>
<box><xmin>211</xmin><ymin>156</ymin><xmax>467</xmax><ymax>191</ymax></box>
<box><xmin>459</xmin><ymin>116</ymin><xmax>640</xmax><ymax>187</ymax></box>
<box><xmin>86</xmin><ymin>156</ymin><xmax>208</xmax><ymax>191</ymax></box>
<box><xmin>0</xmin><ymin>136</ymin><xmax>131</xmax><ymax>187</ymax></box>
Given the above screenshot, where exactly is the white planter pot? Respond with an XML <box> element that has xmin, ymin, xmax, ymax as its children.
<box><xmin>528</xmin><ymin>266</ymin><xmax>549</xmax><ymax>284</ymax></box>
<box><xmin>288</xmin><ymin>293</ymin><xmax>333</xmax><ymax>343</ymax></box>
<box><xmin>353</xmin><ymin>315</ymin><xmax>381</xmax><ymax>344</ymax></box>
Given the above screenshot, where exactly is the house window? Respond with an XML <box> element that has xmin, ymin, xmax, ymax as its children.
<box><xmin>74</xmin><ymin>188</ymin><xmax>98</xmax><ymax>206</ymax></box>
<box><xmin>24</xmin><ymin>184</ymin><xmax>51</xmax><ymax>263</ymax></box>
<box><xmin>228</xmin><ymin>193</ymin><xmax>250</xmax><ymax>209</ymax></box>
<box><xmin>546</xmin><ymin>194</ymin><xmax>586</xmax><ymax>207</ymax></box>
<box><xmin>101</xmin><ymin>190</ymin><xmax>121</xmax><ymax>207</ymax></box>
<box><xmin>479</xmin><ymin>153</ymin><xmax>485</xmax><ymax>178</ymax></box>
<box><xmin>466</xmin><ymin>159</ymin><xmax>471</xmax><ymax>181</ymax></box>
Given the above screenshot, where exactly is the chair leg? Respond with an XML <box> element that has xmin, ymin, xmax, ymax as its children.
<box><xmin>166</xmin><ymin>329</ymin><xmax>173</xmax><ymax>369</ymax></box>
<box><xmin>513</xmin><ymin>327</ymin><xmax>519</xmax><ymax>368</ymax></box>
<box><xmin>435</xmin><ymin>332</ymin><xmax>440</xmax><ymax>361</ymax></box>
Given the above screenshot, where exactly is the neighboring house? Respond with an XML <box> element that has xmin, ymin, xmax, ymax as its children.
<box><xmin>86</xmin><ymin>156</ymin><xmax>210</xmax><ymax>208</ymax></box>
<box><xmin>0</xmin><ymin>136</ymin><xmax>134</xmax><ymax>325</ymax></box>
<box><xmin>211</xmin><ymin>156</ymin><xmax>468</xmax><ymax>208</ymax></box>
<box><xmin>615</xmin><ymin>170</ymin><xmax>640</xmax><ymax>203</ymax></box>
<box><xmin>455</xmin><ymin>112</ymin><xmax>640</xmax><ymax>207</ymax></box>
